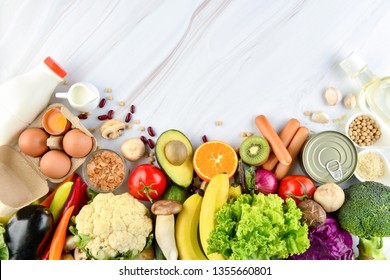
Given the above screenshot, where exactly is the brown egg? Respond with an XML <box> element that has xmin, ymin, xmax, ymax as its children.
<box><xmin>18</xmin><ymin>127</ymin><xmax>49</xmax><ymax>157</ymax></box>
<box><xmin>40</xmin><ymin>150</ymin><xmax>71</xmax><ymax>179</ymax></box>
<box><xmin>63</xmin><ymin>129</ymin><xmax>93</xmax><ymax>158</ymax></box>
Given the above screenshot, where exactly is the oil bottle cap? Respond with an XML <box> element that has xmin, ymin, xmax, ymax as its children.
<box><xmin>340</xmin><ymin>52</ymin><xmax>367</xmax><ymax>78</ymax></box>
<box><xmin>44</xmin><ymin>56</ymin><xmax>67</xmax><ymax>79</ymax></box>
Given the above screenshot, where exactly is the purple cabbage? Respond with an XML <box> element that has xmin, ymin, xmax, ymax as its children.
<box><xmin>289</xmin><ymin>216</ymin><xmax>354</xmax><ymax>260</ymax></box>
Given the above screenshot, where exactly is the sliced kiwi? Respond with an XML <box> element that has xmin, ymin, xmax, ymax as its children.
<box><xmin>239</xmin><ymin>136</ymin><xmax>270</xmax><ymax>166</ymax></box>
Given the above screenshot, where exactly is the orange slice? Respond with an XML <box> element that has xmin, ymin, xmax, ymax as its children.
<box><xmin>193</xmin><ymin>140</ymin><xmax>238</xmax><ymax>182</ymax></box>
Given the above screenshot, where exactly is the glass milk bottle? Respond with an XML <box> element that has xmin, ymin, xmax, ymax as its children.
<box><xmin>0</xmin><ymin>57</ymin><xmax>67</xmax><ymax>145</ymax></box>
<box><xmin>340</xmin><ymin>52</ymin><xmax>390</xmax><ymax>133</ymax></box>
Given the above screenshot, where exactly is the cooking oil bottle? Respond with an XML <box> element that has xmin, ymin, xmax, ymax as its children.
<box><xmin>340</xmin><ymin>52</ymin><xmax>390</xmax><ymax>133</ymax></box>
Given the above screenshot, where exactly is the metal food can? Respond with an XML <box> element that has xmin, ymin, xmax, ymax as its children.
<box><xmin>300</xmin><ymin>131</ymin><xmax>358</xmax><ymax>184</ymax></box>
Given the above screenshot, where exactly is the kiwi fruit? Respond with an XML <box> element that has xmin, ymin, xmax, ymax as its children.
<box><xmin>239</xmin><ymin>136</ymin><xmax>270</xmax><ymax>166</ymax></box>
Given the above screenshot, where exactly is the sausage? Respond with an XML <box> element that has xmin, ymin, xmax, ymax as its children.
<box><xmin>262</xmin><ymin>118</ymin><xmax>301</xmax><ymax>171</ymax></box>
<box><xmin>274</xmin><ymin>126</ymin><xmax>310</xmax><ymax>180</ymax></box>
<box><xmin>255</xmin><ymin>115</ymin><xmax>292</xmax><ymax>166</ymax></box>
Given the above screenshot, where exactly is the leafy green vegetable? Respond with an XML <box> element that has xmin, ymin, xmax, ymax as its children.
<box><xmin>207</xmin><ymin>193</ymin><xmax>310</xmax><ymax>260</ymax></box>
<box><xmin>0</xmin><ymin>224</ymin><xmax>9</xmax><ymax>260</ymax></box>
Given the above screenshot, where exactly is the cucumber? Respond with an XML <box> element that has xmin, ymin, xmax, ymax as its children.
<box><xmin>162</xmin><ymin>184</ymin><xmax>189</xmax><ymax>204</ymax></box>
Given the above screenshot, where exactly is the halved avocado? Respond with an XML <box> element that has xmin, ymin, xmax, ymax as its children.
<box><xmin>155</xmin><ymin>129</ymin><xmax>193</xmax><ymax>188</ymax></box>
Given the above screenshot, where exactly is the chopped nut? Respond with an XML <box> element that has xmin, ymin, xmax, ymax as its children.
<box><xmin>88</xmin><ymin>128</ymin><xmax>96</xmax><ymax>133</ymax></box>
<box><xmin>125</xmin><ymin>124</ymin><xmax>132</xmax><ymax>130</ymax></box>
<box><xmin>107</xmin><ymin>95</ymin><xmax>113</xmax><ymax>100</ymax></box>
<box><xmin>215</xmin><ymin>121</ymin><xmax>223</xmax><ymax>126</ymax></box>
<box><xmin>139</xmin><ymin>126</ymin><xmax>145</xmax><ymax>131</ymax></box>
<box><xmin>246</xmin><ymin>132</ymin><xmax>253</xmax><ymax>137</ymax></box>
<box><xmin>86</xmin><ymin>150</ymin><xmax>125</xmax><ymax>192</ymax></box>
<box><xmin>105</xmin><ymin>87</ymin><xmax>112</xmax><ymax>93</ymax></box>
<box><xmin>119</xmin><ymin>101</ymin><xmax>125</xmax><ymax>106</ymax></box>
<box><xmin>324</xmin><ymin>87</ymin><xmax>342</xmax><ymax>106</ymax></box>
<box><xmin>304</xmin><ymin>111</ymin><xmax>312</xmax><ymax>116</ymax></box>
<box><xmin>63</xmin><ymin>80</ymin><xmax>69</xmax><ymax>85</ymax></box>
<box><xmin>133</xmin><ymin>120</ymin><xmax>140</xmax><ymax>124</ymax></box>
<box><xmin>241</xmin><ymin>132</ymin><xmax>247</xmax><ymax>137</ymax></box>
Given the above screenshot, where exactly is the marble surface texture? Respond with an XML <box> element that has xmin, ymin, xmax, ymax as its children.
<box><xmin>1</xmin><ymin>0</ymin><xmax>389</xmax><ymax>259</ymax></box>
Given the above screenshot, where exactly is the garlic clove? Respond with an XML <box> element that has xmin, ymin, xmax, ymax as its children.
<box><xmin>324</xmin><ymin>87</ymin><xmax>342</xmax><ymax>106</ymax></box>
<box><xmin>311</xmin><ymin>111</ymin><xmax>330</xmax><ymax>124</ymax></box>
<box><xmin>343</xmin><ymin>93</ymin><xmax>357</xmax><ymax>109</ymax></box>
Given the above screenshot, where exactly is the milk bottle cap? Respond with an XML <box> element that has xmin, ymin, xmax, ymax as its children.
<box><xmin>44</xmin><ymin>56</ymin><xmax>67</xmax><ymax>78</ymax></box>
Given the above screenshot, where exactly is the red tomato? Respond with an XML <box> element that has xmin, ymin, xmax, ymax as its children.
<box><xmin>278</xmin><ymin>175</ymin><xmax>316</xmax><ymax>204</ymax></box>
<box><xmin>128</xmin><ymin>164</ymin><xmax>167</xmax><ymax>203</ymax></box>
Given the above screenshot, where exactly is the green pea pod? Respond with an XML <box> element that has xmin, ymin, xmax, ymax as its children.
<box><xmin>49</xmin><ymin>182</ymin><xmax>73</xmax><ymax>224</ymax></box>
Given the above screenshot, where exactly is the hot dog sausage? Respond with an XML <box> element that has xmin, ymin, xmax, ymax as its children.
<box><xmin>255</xmin><ymin>115</ymin><xmax>292</xmax><ymax>166</ymax></box>
<box><xmin>274</xmin><ymin>126</ymin><xmax>310</xmax><ymax>180</ymax></box>
<box><xmin>262</xmin><ymin>118</ymin><xmax>300</xmax><ymax>171</ymax></box>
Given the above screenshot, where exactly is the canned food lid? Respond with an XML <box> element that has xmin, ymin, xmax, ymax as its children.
<box><xmin>301</xmin><ymin>131</ymin><xmax>358</xmax><ymax>184</ymax></box>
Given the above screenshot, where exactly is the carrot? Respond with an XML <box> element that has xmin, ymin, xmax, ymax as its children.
<box><xmin>255</xmin><ymin>115</ymin><xmax>292</xmax><ymax>166</ymax></box>
<box><xmin>40</xmin><ymin>172</ymin><xmax>76</xmax><ymax>208</ymax></box>
<box><xmin>48</xmin><ymin>205</ymin><xmax>75</xmax><ymax>260</ymax></box>
<box><xmin>262</xmin><ymin>118</ymin><xmax>300</xmax><ymax>171</ymax></box>
<box><xmin>274</xmin><ymin>126</ymin><xmax>310</xmax><ymax>180</ymax></box>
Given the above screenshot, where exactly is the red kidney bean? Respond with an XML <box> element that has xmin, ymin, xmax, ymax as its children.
<box><xmin>98</xmin><ymin>114</ymin><xmax>108</xmax><ymax>120</ymax></box>
<box><xmin>107</xmin><ymin>110</ymin><xmax>114</xmax><ymax>119</ymax></box>
<box><xmin>78</xmin><ymin>113</ymin><xmax>88</xmax><ymax>120</ymax></box>
<box><xmin>147</xmin><ymin>138</ymin><xmax>155</xmax><ymax>149</ymax></box>
<box><xmin>125</xmin><ymin>113</ymin><xmax>132</xmax><ymax>123</ymax></box>
<box><xmin>147</xmin><ymin>126</ymin><xmax>155</xmax><ymax>137</ymax></box>
<box><xmin>202</xmin><ymin>135</ymin><xmax>208</xmax><ymax>143</ymax></box>
<box><xmin>140</xmin><ymin>135</ymin><xmax>148</xmax><ymax>144</ymax></box>
<box><xmin>99</xmin><ymin>98</ymin><xmax>106</xmax><ymax>108</ymax></box>
<box><xmin>130</xmin><ymin>105</ymin><xmax>136</xmax><ymax>113</ymax></box>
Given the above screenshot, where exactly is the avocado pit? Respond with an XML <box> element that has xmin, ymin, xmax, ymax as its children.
<box><xmin>164</xmin><ymin>140</ymin><xmax>188</xmax><ymax>166</ymax></box>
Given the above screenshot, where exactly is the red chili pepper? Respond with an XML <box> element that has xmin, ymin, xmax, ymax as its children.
<box><xmin>58</xmin><ymin>176</ymin><xmax>88</xmax><ymax>220</ymax></box>
<box><xmin>41</xmin><ymin>246</ymin><xmax>50</xmax><ymax>260</ymax></box>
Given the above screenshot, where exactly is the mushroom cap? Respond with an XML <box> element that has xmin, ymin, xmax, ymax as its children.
<box><xmin>100</xmin><ymin>119</ymin><xmax>125</xmax><ymax>139</ymax></box>
<box><xmin>151</xmin><ymin>199</ymin><xmax>183</xmax><ymax>215</ymax></box>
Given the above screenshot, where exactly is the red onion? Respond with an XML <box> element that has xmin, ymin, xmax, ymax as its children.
<box><xmin>255</xmin><ymin>168</ymin><xmax>278</xmax><ymax>195</ymax></box>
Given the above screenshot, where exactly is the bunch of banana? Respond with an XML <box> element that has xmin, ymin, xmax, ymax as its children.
<box><xmin>175</xmin><ymin>189</ymin><xmax>207</xmax><ymax>260</ymax></box>
<box><xmin>175</xmin><ymin>173</ymin><xmax>236</xmax><ymax>260</ymax></box>
<box><xmin>199</xmin><ymin>173</ymin><xmax>230</xmax><ymax>260</ymax></box>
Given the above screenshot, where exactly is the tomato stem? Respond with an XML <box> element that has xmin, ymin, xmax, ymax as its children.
<box><xmin>138</xmin><ymin>181</ymin><xmax>158</xmax><ymax>203</ymax></box>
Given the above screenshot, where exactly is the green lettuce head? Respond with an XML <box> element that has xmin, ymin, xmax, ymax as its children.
<box><xmin>207</xmin><ymin>193</ymin><xmax>310</xmax><ymax>260</ymax></box>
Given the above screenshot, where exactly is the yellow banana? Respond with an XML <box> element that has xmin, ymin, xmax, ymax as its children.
<box><xmin>199</xmin><ymin>173</ymin><xmax>230</xmax><ymax>260</ymax></box>
<box><xmin>175</xmin><ymin>192</ymin><xmax>207</xmax><ymax>260</ymax></box>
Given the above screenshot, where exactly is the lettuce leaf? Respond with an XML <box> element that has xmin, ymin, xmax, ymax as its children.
<box><xmin>207</xmin><ymin>193</ymin><xmax>310</xmax><ymax>260</ymax></box>
<box><xmin>0</xmin><ymin>225</ymin><xmax>9</xmax><ymax>260</ymax></box>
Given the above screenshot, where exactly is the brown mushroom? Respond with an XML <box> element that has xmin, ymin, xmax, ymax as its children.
<box><xmin>100</xmin><ymin>119</ymin><xmax>125</xmax><ymax>140</ymax></box>
<box><xmin>151</xmin><ymin>200</ymin><xmax>182</xmax><ymax>260</ymax></box>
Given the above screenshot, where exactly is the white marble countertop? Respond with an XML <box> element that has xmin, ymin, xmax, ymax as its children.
<box><xmin>1</xmin><ymin>0</ymin><xmax>389</xmax><ymax>260</ymax></box>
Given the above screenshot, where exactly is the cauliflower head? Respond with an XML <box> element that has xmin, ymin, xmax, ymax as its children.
<box><xmin>74</xmin><ymin>192</ymin><xmax>153</xmax><ymax>260</ymax></box>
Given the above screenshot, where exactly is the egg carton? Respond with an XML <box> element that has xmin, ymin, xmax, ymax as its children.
<box><xmin>0</xmin><ymin>103</ymin><xmax>97</xmax><ymax>217</ymax></box>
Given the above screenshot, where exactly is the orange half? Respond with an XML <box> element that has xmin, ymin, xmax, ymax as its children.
<box><xmin>193</xmin><ymin>140</ymin><xmax>238</xmax><ymax>182</ymax></box>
